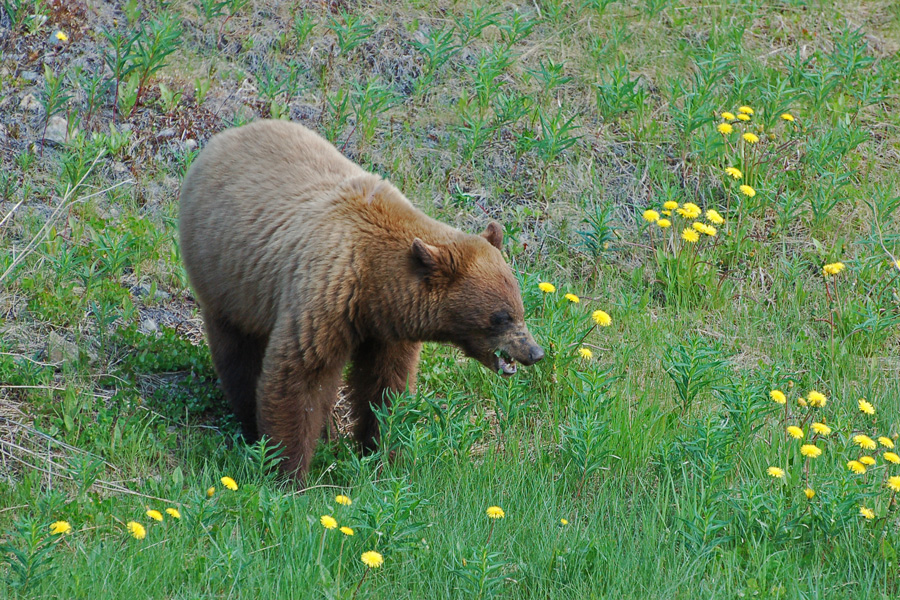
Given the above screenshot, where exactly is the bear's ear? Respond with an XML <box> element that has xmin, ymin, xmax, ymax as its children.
<box><xmin>481</xmin><ymin>222</ymin><xmax>503</xmax><ymax>250</ymax></box>
<box><xmin>411</xmin><ymin>238</ymin><xmax>441</xmax><ymax>274</ymax></box>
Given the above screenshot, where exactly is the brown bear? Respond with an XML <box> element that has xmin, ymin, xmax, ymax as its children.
<box><xmin>178</xmin><ymin>120</ymin><xmax>543</xmax><ymax>478</ymax></box>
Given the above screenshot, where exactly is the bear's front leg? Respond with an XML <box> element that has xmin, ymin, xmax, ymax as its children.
<box><xmin>256</xmin><ymin>332</ymin><xmax>344</xmax><ymax>478</ymax></box>
<box><xmin>346</xmin><ymin>340</ymin><xmax>422</xmax><ymax>453</ymax></box>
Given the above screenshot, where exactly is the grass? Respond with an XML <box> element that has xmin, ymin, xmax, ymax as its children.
<box><xmin>1</xmin><ymin>0</ymin><xmax>900</xmax><ymax>597</ymax></box>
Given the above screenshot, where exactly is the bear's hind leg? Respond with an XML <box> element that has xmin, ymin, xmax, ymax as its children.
<box><xmin>347</xmin><ymin>340</ymin><xmax>421</xmax><ymax>453</ymax></box>
<box><xmin>256</xmin><ymin>332</ymin><xmax>344</xmax><ymax>477</ymax></box>
<box><xmin>205</xmin><ymin>315</ymin><xmax>267</xmax><ymax>442</ymax></box>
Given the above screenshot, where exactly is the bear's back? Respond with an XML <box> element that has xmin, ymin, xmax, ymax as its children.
<box><xmin>179</xmin><ymin>121</ymin><xmax>376</xmax><ymax>334</ymax></box>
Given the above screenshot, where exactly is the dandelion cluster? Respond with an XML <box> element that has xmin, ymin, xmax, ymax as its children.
<box><xmin>641</xmin><ymin>199</ymin><xmax>724</xmax><ymax>246</ymax></box>
<box><xmin>770</xmin><ymin>387</ymin><xmax>899</xmax><ymax>520</ymax></box>
<box><xmin>537</xmin><ymin>281</ymin><xmax>612</xmax><ymax>360</ymax></box>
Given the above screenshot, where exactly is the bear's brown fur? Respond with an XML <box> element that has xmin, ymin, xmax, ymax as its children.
<box><xmin>179</xmin><ymin>120</ymin><xmax>543</xmax><ymax>478</ymax></box>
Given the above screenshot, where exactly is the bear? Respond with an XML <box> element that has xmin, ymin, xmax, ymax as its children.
<box><xmin>178</xmin><ymin>120</ymin><xmax>543</xmax><ymax>478</ymax></box>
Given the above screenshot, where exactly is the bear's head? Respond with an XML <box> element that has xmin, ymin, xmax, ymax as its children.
<box><xmin>411</xmin><ymin>222</ymin><xmax>544</xmax><ymax>376</ymax></box>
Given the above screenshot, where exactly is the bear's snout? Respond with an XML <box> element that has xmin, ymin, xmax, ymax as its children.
<box><xmin>508</xmin><ymin>338</ymin><xmax>543</xmax><ymax>367</ymax></box>
<box><xmin>499</xmin><ymin>328</ymin><xmax>543</xmax><ymax>370</ymax></box>
<box><xmin>521</xmin><ymin>343</ymin><xmax>544</xmax><ymax>366</ymax></box>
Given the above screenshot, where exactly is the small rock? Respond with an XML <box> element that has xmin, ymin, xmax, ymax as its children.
<box><xmin>47</xmin><ymin>331</ymin><xmax>79</xmax><ymax>364</ymax></box>
<box><xmin>184</xmin><ymin>138</ymin><xmax>198</xmax><ymax>151</ymax></box>
<box><xmin>20</xmin><ymin>70</ymin><xmax>39</xmax><ymax>81</ymax></box>
<box><xmin>19</xmin><ymin>93</ymin><xmax>40</xmax><ymax>112</ymax></box>
<box><xmin>42</xmin><ymin>115</ymin><xmax>69</xmax><ymax>144</ymax></box>
<box><xmin>482</xmin><ymin>25</ymin><xmax>501</xmax><ymax>42</ymax></box>
<box><xmin>156</xmin><ymin>128</ymin><xmax>176</xmax><ymax>139</ymax></box>
<box><xmin>140</xmin><ymin>318</ymin><xmax>158</xmax><ymax>334</ymax></box>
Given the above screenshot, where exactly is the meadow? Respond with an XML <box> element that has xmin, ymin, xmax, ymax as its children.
<box><xmin>1</xmin><ymin>0</ymin><xmax>900</xmax><ymax>597</ymax></box>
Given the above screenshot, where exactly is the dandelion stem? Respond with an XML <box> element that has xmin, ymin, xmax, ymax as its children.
<box><xmin>352</xmin><ymin>569</ymin><xmax>370</xmax><ymax>600</ymax></box>
<box><xmin>317</xmin><ymin>529</ymin><xmax>326</xmax><ymax>566</ymax></box>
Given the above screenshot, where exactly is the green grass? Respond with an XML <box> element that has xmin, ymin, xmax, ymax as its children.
<box><xmin>1</xmin><ymin>0</ymin><xmax>900</xmax><ymax>597</ymax></box>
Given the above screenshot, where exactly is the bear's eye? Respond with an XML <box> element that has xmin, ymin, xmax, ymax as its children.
<box><xmin>489</xmin><ymin>310</ymin><xmax>512</xmax><ymax>330</ymax></box>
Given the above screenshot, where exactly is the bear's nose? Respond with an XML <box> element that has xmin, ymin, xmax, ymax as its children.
<box><xmin>528</xmin><ymin>345</ymin><xmax>544</xmax><ymax>364</ymax></box>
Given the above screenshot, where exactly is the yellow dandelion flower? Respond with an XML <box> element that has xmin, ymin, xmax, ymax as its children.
<box><xmin>682</xmin><ymin>229</ymin><xmax>700</xmax><ymax>243</ymax></box>
<box><xmin>220</xmin><ymin>476</ymin><xmax>238</xmax><ymax>491</ymax></box>
<box><xmin>770</xmin><ymin>390</ymin><xmax>787</xmax><ymax>404</ymax></box>
<box><xmin>859</xmin><ymin>506</ymin><xmax>875</xmax><ymax>520</ymax></box>
<box><xmin>786</xmin><ymin>426</ymin><xmax>804</xmax><ymax>439</ymax></box>
<box><xmin>797</xmin><ymin>397</ymin><xmax>808</xmax><ymax>408</ymax></box>
<box><xmin>888</xmin><ymin>476</ymin><xmax>900</xmax><ymax>492</ymax></box>
<box><xmin>538</xmin><ymin>282</ymin><xmax>556</xmax><ymax>293</ymax></box>
<box><xmin>738</xmin><ymin>106</ymin><xmax>754</xmax><ymax>115</ymax></box>
<box><xmin>486</xmin><ymin>506</ymin><xmax>505</xmax><ymax>519</ymax></box>
<box><xmin>361</xmin><ymin>551</ymin><xmax>384</xmax><ymax>568</ymax></box>
<box><xmin>854</xmin><ymin>435</ymin><xmax>877</xmax><ymax>450</ymax></box>
<box><xmin>206</xmin><ymin>487</ymin><xmax>215</xmax><ymax>497</ymax></box>
<box><xmin>737</xmin><ymin>113</ymin><xmax>751</xmax><ymax>121</ymax></box>
<box><xmin>859</xmin><ymin>456</ymin><xmax>876</xmax><ymax>466</ymax></box>
<box><xmin>717</xmin><ymin>123</ymin><xmax>734</xmax><ymax>135</ymax></box>
<box><xmin>811</xmin><ymin>422</ymin><xmax>832</xmax><ymax>436</ymax></box>
<box><xmin>50</xmin><ymin>521</ymin><xmax>72</xmax><ymax>535</ymax></box>
<box><xmin>742</xmin><ymin>133</ymin><xmax>760</xmax><ymax>144</ymax></box>
<box><xmin>804</xmin><ymin>488</ymin><xmax>815</xmax><ymax>500</ymax></box>
<box><xmin>55</xmin><ymin>31</ymin><xmax>68</xmax><ymax>42</ymax></box>
<box><xmin>661</xmin><ymin>210</ymin><xmax>671</xmax><ymax>216</ymax></box>
<box><xmin>701</xmin><ymin>224</ymin><xmax>716</xmax><ymax>237</ymax></box>
<box><xmin>822</xmin><ymin>262</ymin><xmax>845</xmax><ymax>276</ymax></box>
<box><xmin>781</xmin><ymin>113</ymin><xmax>795</xmax><ymax>122</ymax></box>
<box><xmin>335</xmin><ymin>495</ymin><xmax>352</xmax><ymax>506</ymax></box>
<box><xmin>767</xmin><ymin>466</ymin><xmax>784</xmax><ymax>479</ymax></box>
<box><xmin>165</xmin><ymin>508</ymin><xmax>181</xmax><ymax>519</ymax></box>
<box><xmin>807</xmin><ymin>391</ymin><xmax>827</xmax><ymax>408</ymax></box>
<box><xmin>643</xmin><ymin>209</ymin><xmax>660</xmax><ymax>223</ymax></box>
<box><xmin>146</xmin><ymin>510</ymin><xmax>163</xmax><ymax>522</ymax></box>
<box><xmin>127</xmin><ymin>521</ymin><xmax>146</xmax><ymax>540</ymax></box>
<box><xmin>320</xmin><ymin>515</ymin><xmax>338</xmax><ymax>530</ymax></box>
<box><xmin>592</xmin><ymin>310</ymin><xmax>612</xmax><ymax>327</ymax></box>
<box><xmin>858</xmin><ymin>399</ymin><xmax>875</xmax><ymax>415</ymax></box>
<box><xmin>739</xmin><ymin>185</ymin><xmax>756</xmax><ymax>197</ymax></box>
<box><xmin>682</xmin><ymin>202</ymin><xmax>701</xmax><ymax>217</ymax></box>
<box><xmin>692</xmin><ymin>221</ymin><xmax>705</xmax><ymax>232</ymax></box>
<box><xmin>560</xmin><ymin>518</ymin><xmax>569</xmax><ymax>526</ymax></box>
<box><xmin>878</xmin><ymin>437</ymin><xmax>895</xmax><ymax>449</ymax></box>
<box><xmin>724</xmin><ymin>167</ymin><xmax>742</xmax><ymax>180</ymax></box>
<box><xmin>340</xmin><ymin>526</ymin><xmax>355</xmax><ymax>536</ymax></box>
<box><xmin>800</xmin><ymin>444</ymin><xmax>822</xmax><ymax>458</ymax></box>
<box><xmin>657</xmin><ymin>218</ymin><xmax>671</xmax><ymax>228</ymax></box>
<box><xmin>564</xmin><ymin>293</ymin><xmax>580</xmax><ymax>303</ymax></box>
<box><xmin>663</xmin><ymin>201</ymin><xmax>679</xmax><ymax>211</ymax></box>
<box><xmin>721</xmin><ymin>112</ymin><xmax>736</xmax><ymax>121</ymax></box>
<box><xmin>847</xmin><ymin>460</ymin><xmax>866</xmax><ymax>474</ymax></box>
<box><xmin>578</xmin><ymin>347</ymin><xmax>593</xmax><ymax>360</ymax></box>
<box><xmin>706</xmin><ymin>209</ymin><xmax>725</xmax><ymax>224</ymax></box>
<box><xmin>884</xmin><ymin>452</ymin><xmax>900</xmax><ymax>464</ymax></box>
